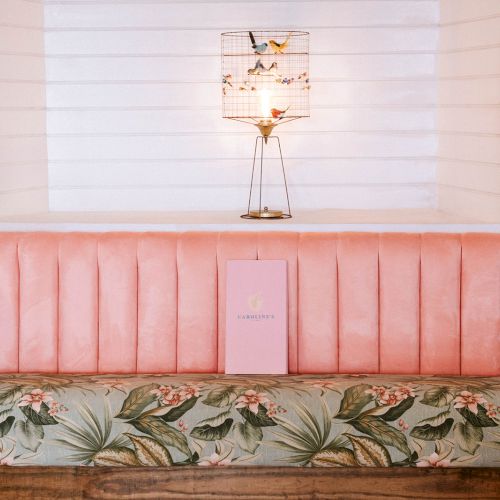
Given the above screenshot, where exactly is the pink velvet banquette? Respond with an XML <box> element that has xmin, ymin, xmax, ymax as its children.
<box><xmin>0</xmin><ymin>231</ymin><xmax>498</xmax><ymax>376</ymax></box>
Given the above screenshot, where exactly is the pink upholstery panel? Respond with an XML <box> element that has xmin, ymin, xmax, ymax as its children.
<box><xmin>420</xmin><ymin>234</ymin><xmax>461</xmax><ymax>375</ymax></box>
<box><xmin>0</xmin><ymin>234</ymin><xmax>19</xmax><ymax>372</ymax></box>
<box><xmin>0</xmin><ymin>231</ymin><xmax>498</xmax><ymax>376</ymax></box>
<box><xmin>257</xmin><ymin>232</ymin><xmax>299</xmax><ymax>373</ymax></box>
<box><xmin>297</xmin><ymin>233</ymin><xmax>338</xmax><ymax>373</ymax></box>
<box><xmin>338</xmin><ymin>233</ymin><xmax>379</xmax><ymax>373</ymax></box>
<box><xmin>98</xmin><ymin>234</ymin><xmax>138</xmax><ymax>373</ymax></box>
<box><xmin>379</xmin><ymin>234</ymin><xmax>420</xmax><ymax>374</ymax></box>
<box><xmin>216</xmin><ymin>232</ymin><xmax>258</xmax><ymax>373</ymax></box>
<box><xmin>461</xmin><ymin>234</ymin><xmax>500</xmax><ymax>376</ymax></box>
<box><xmin>177</xmin><ymin>232</ymin><xmax>218</xmax><ymax>373</ymax></box>
<box><xmin>59</xmin><ymin>234</ymin><xmax>98</xmax><ymax>373</ymax></box>
<box><xmin>137</xmin><ymin>234</ymin><xmax>178</xmax><ymax>373</ymax></box>
<box><xmin>18</xmin><ymin>234</ymin><xmax>59</xmax><ymax>373</ymax></box>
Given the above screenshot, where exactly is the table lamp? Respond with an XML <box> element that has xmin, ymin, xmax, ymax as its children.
<box><xmin>221</xmin><ymin>31</ymin><xmax>310</xmax><ymax>219</ymax></box>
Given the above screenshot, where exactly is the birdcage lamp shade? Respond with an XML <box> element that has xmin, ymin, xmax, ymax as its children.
<box><xmin>220</xmin><ymin>30</ymin><xmax>309</xmax><ymax>220</ymax></box>
<box><xmin>221</xmin><ymin>31</ymin><xmax>310</xmax><ymax>128</ymax></box>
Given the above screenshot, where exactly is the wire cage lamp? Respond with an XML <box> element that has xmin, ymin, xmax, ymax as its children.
<box><xmin>221</xmin><ymin>30</ymin><xmax>310</xmax><ymax>219</ymax></box>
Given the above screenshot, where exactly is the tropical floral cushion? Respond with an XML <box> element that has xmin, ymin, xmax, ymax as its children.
<box><xmin>0</xmin><ymin>374</ymin><xmax>498</xmax><ymax>468</ymax></box>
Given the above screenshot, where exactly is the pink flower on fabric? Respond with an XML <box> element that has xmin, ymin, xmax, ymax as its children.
<box><xmin>151</xmin><ymin>385</ymin><xmax>174</xmax><ymax>398</ymax></box>
<box><xmin>394</xmin><ymin>385</ymin><xmax>416</xmax><ymax>400</ymax></box>
<box><xmin>453</xmin><ymin>391</ymin><xmax>487</xmax><ymax>415</ymax></box>
<box><xmin>235</xmin><ymin>390</ymin><xmax>269</xmax><ymax>414</ymax></box>
<box><xmin>151</xmin><ymin>385</ymin><xmax>185</xmax><ymax>406</ymax></box>
<box><xmin>266</xmin><ymin>401</ymin><xmax>286</xmax><ymax>418</ymax></box>
<box><xmin>0</xmin><ymin>457</ymin><xmax>14</xmax><ymax>466</ymax></box>
<box><xmin>178</xmin><ymin>384</ymin><xmax>202</xmax><ymax>400</ymax></box>
<box><xmin>18</xmin><ymin>389</ymin><xmax>53</xmax><ymax>413</ymax></box>
<box><xmin>485</xmin><ymin>403</ymin><xmax>497</xmax><ymax>419</ymax></box>
<box><xmin>198</xmin><ymin>453</ymin><xmax>231</xmax><ymax>466</ymax></box>
<box><xmin>365</xmin><ymin>386</ymin><xmax>387</xmax><ymax>398</ymax></box>
<box><xmin>416</xmin><ymin>452</ymin><xmax>450</xmax><ymax>468</ymax></box>
<box><xmin>48</xmin><ymin>401</ymin><xmax>68</xmax><ymax>416</ymax></box>
<box><xmin>398</xmin><ymin>419</ymin><xmax>409</xmax><ymax>431</ymax></box>
<box><xmin>163</xmin><ymin>391</ymin><xmax>185</xmax><ymax>407</ymax></box>
<box><xmin>378</xmin><ymin>390</ymin><xmax>399</xmax><ymax>406</ymax></box>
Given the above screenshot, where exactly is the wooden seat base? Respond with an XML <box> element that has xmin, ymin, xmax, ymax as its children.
<box><xmin>1</xmin><ymin>466</ymin><xmax>499</xmax><ymax>499</ymax></box>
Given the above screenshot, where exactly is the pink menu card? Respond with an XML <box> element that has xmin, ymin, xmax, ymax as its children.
<box><xmin>225</xmin><ymin>260</ymin><xmax>288</xmax><ymax>374</ymax></box>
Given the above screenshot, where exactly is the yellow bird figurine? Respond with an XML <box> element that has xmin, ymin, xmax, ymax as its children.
<box><xmin>268</xmin><ymin>33</ymin><xmax>291</xmax><ymax>54</ymax></box>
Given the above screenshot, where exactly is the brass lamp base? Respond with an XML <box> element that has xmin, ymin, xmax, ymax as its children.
<box><xmin>255</xmin><ymin>120</ymin><xmax>276</xmax><ymax>143</ymax></box>
<box><xmin>241</xmin><ymin>207</ymin><xmax>292</xmax><ymax>219</ymax></box>
<box><xmin>240</xmin><ymin>126</ymin><xmax>292</xmax><ymax>220</ymax></box>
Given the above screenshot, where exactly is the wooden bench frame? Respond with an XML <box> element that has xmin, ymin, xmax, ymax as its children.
<box><xmin>1</xmin><ymin>466</ymin><xmax>499</xmax><ymax>499</ymax></box>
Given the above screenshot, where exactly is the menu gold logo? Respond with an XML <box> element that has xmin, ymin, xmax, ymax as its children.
<box><xmin>248</xmin><ymin>292</ymin><xmax>263</xmax><ymax>312</ymax></box>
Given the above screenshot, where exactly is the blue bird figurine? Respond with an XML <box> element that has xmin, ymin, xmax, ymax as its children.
<box><xmin>249</xmin><ymin>31</ymin><xmax>268</xmax><ymax>54</ymax></box>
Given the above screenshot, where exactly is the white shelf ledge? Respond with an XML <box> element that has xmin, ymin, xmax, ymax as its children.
<box><xmin>0</xmin><ymin>209</ymin><xmax>498</xmax><ymax>233</ymax></box>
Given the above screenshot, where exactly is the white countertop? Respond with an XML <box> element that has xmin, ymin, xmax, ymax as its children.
<box><xmin>0</xmin><ymin>209</ymin><xmax>498</xmax><ymax>232</ymax></box>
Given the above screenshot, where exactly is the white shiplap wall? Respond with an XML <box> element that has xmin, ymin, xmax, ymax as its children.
<box><xmin>43</xmin><ymin>0</ymin><xmax>439</xmax><ymax>211</ymax></box>
<box><xmin>0</xmin><ymin>0</ymin><xmax>48</xmax><ymax>214</ymax></box>
<box><xmin>437</xmin><ymin>0</ymin><xmax>500</xmax><ymax>222</ymax></box>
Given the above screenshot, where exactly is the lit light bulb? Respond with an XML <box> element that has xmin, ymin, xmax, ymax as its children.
<box><xmin>260</xmin><ymin>89</ymin><xmax>272</xmax><ymax>120</ymax></box>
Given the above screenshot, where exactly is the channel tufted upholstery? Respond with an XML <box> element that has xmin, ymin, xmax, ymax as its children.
<box><xmin>0</xmin><ymin>232</ymin><xmax>498</xmax><ymax>376</ymax></box>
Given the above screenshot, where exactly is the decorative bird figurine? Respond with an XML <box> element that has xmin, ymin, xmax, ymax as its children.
<box><xmin>248</xmin><ymin>31</ymin><xmax>268</xmax><ymax>54</ymax></box>
<box><xmin>271</xmin><ymin>106</ymin><xmax>289</xmax><ymax>119</ymax></box>
<box><xmin>261</xmin><ymin>61</ymin><xmax>281</xmax><ymax>77</ymax></box>
<box><xmin>248</xmin><ymin>60</ymin><xmax>282</xmax><ymax>79</ymax></box>
<box><xmin>248</xmin><ymin>59</ymin><xmax>265</xmax><ymax>75</ymax></box>
<box><xmin>268</xmin><ymin>33</ymin><xmax>291</xmax><ymax>54</ymax></box>
<box><xmin>222</xmin><ymin>74</ymin><xmax>232</xmax><ymax>95</ymax></box>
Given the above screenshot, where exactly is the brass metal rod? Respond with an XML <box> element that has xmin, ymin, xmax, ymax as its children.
<box><xmin>276</xmin><ymin>136</ymin><xmax>292</xmax><ymax>217</ymax></box>
<box><xmin>246</xmin><ymin>136</ymin><xmax>259</xmax><ymax>216</ymax></box>
<box><xmin>258</xmin><ymin>136</ymin><xmax>264</xmax><ymax>215</ymax></box>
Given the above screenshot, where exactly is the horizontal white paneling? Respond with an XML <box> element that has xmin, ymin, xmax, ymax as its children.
<box><xmin>44</xmin><ymin>27</ymin><xmax>439</xmax><ymax>55</ymax></box>
<box><xmin>0</xmin><ymin>26</ymin><xmax>44</xmax><ymax>53</ymax></box>
<box><xmin>46</xmin><ymin>108</ymin><xmax>435</xmax><ymax>134</ymax></box>
<box><xmin>438</xmin><ymin>47</ymin><xmax>500</xmax><ymax>78</ymax></box>
<box><xmin>439</xmin><ymin>135</ymin><xmax>500</xmax><ymax>165</ymax></box>
<box><xmin>0</xmin><ymin>109</ymin><xmax>46</xmax><ymax>134</ymax></box>
<box><xmin>0</xmin><ymin>0</ymin><xmax>47</xmax><ymax>215</ymax></box>
<box><xmin>0</xmin><ymin>162</ymin><xmax>48</xmax><ymax>191</ymax></box>
<box><xmin>439</xmin><ymin>18</ymin><xmax>500</xmax><ymax>51</ymax></box>
<box><xmin>438</xmin><ymin>160</ymin><xmax>500</xmax><ymax>194</ymax></box>
<box><xmin>45</xmin><ymin>80</ymin><xmax>438</xmax><ymax>108</ymax></box>
<box><xmin>0</xmin><ymin>55</ymin><xmax>45</xmax><ymax>80</ymax></box>
<box><xmin>437</xmin><ymin>107</ymin><xmax>500</xmax><ymax>134</ymax></box>
<box><xmin>44</xmin><ymin>2</ymin><xmax>438</xmax><ymax>29</ymax></box>
<box><xmin>437</xmin><ymin>1</ymin><xmax>500</xmax><ymax>222</ymax></box>
<box><xmin>0</xmin><ymin>82</ymin><xmax>45</xmax><ymax>107</ymax></box>
<box><xmin>45</xmin><ymin>0</ymin><xmax>439</xmax><ymax>212</ymax></box>
<box><xmin>440</xmin><ymin>0</ymin><xmax>500</xmax><ymax>24</ymax></box>
<box><xmin>45</xmin><ymin>54</ymin><xmax>436</xmax><ymax>82</ymax></box>
<box><xmin>46</xmin><ymin>133</ymin><xmax>437</xmax><ymax>160</ymax></box>
<box><xmin>0</xmin><ymin>188</ymin><xmax>47</xmax><ymax>215</ymax></box>
<box><xmin>49</xmin><ymin>184</ymin><xmax>435</xmax><ymax>211</ymax></box>
<box><xmin>437</xmin><ymin>77</ymin><xmax>500</xmax><ymax>105</ymax></box>
<box><xmin>0</xmin><ymin>136</ymin><xmax>48</xmax><ymax>163</ymax></box>
<box><xmin>438</xmin><ymin>185</ymin><xmax>500</xmax><ymax>223</ymax></box>
<box><xmin>0</xmin><ymin>0</ymin><xmax>44</xmax><ymax>27</ymax></box>
<box><xmin>49</xmin><ymin>158</ymin><xmax>436</xmax><ymax>187</ymax></box>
